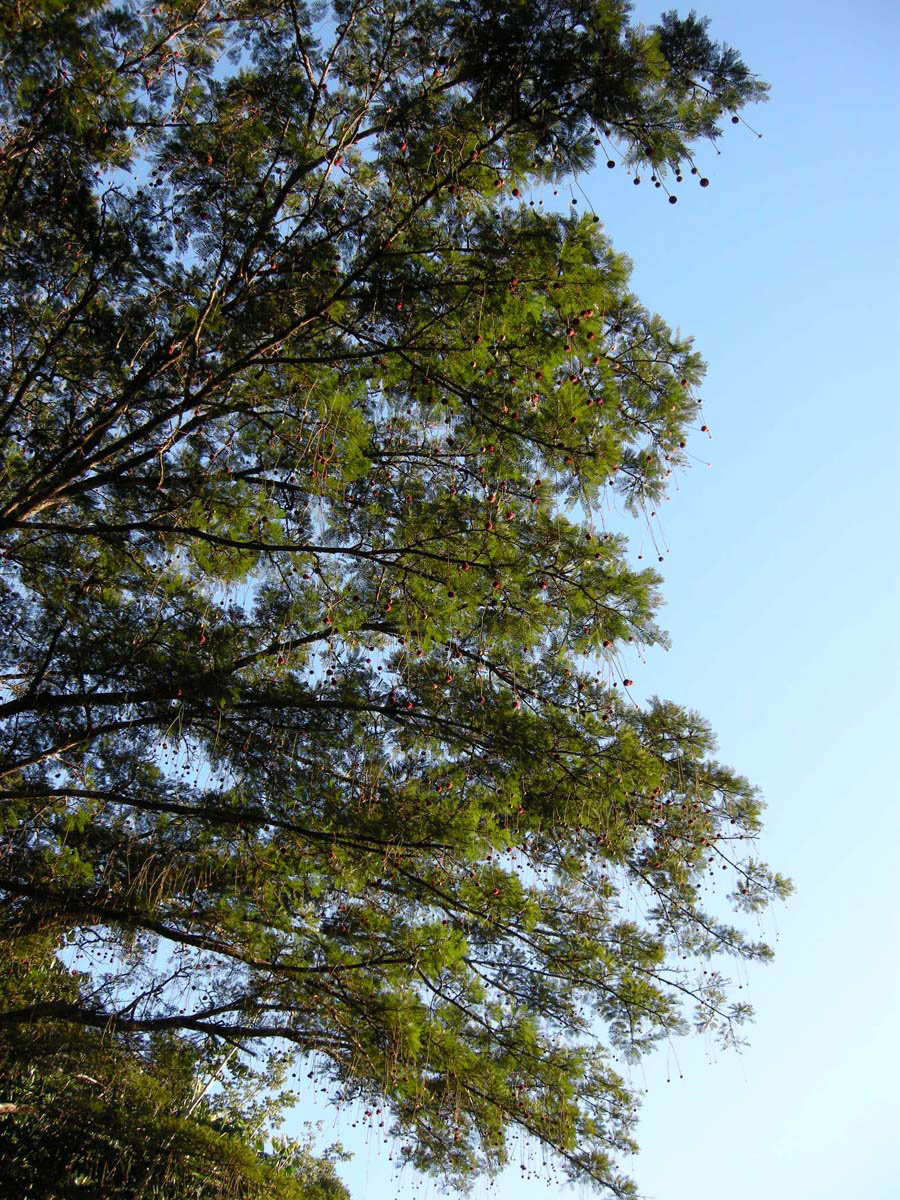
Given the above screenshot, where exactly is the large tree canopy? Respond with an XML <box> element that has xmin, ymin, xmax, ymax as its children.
<box><xmin>0</xmin><ymin>2</ymin><xmax>788</xmax><ymax>1196</ymax></box>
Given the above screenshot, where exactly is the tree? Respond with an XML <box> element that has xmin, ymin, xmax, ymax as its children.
<box><xmin>0</xmin><ymin>932</ymin><xmax>351</xmax><ymax>1200</ymax></box>
<box><xmin>0</xmin><ymin>2</ymin><xmax>790</xmax><ymax>1196</ymax></box>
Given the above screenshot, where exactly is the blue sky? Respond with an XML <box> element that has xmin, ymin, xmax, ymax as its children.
<box><xmin>306</xmin><ymin>3</ymin><xmax>900</xmax><ymax>1197</ymax></box>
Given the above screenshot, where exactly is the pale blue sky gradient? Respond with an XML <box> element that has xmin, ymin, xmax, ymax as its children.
<box><xmin>303</xmin><ymin>3</ymin><xmax>900</xmax><ymax>1197</ymax></box>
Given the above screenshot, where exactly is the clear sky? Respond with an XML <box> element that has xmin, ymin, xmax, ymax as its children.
<box><xmin>301</xmin><ymin>3</ymin><xmax>900</xmax><ymax>1197</ymax></box>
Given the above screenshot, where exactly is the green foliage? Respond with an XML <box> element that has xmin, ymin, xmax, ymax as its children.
<box><xmin>0</xmin><ymin>936</ymin><xmax>350</xmax><ymax>1199</ymax></box>
<box><xmin>0</xmin><ymin>3</ymin><xmax>786</xmax><ymax>1197</ymax></box>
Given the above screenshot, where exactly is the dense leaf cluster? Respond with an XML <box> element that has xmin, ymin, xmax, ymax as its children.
<box><xmin>1</xmin><ymin>2</ymin><xmax>786</xmax><ymax>1196</ymax></box>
